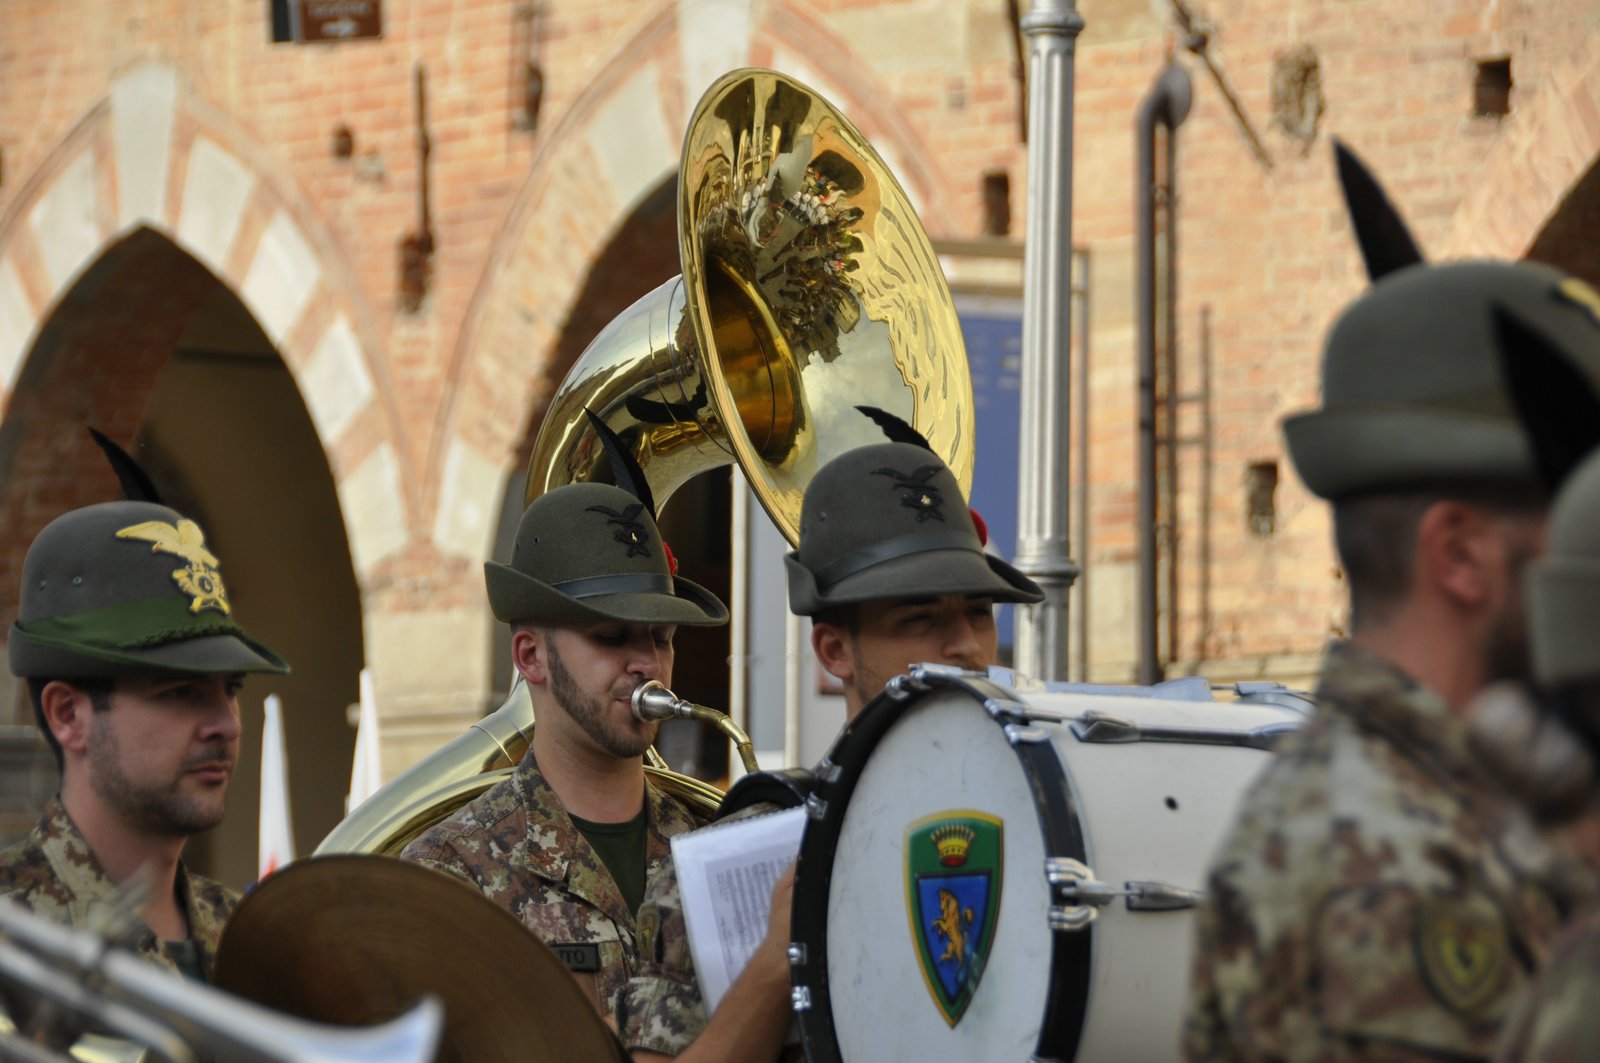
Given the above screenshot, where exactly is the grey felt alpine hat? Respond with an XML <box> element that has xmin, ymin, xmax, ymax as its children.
<box><xmin>484</xmin><ymin>482</ymin><xmax>727</xmax><ymax>627</ymax></box>
<box><xmin>9</xmin><ymin>500</ymin><xmax>289</xmax><ymax>679</ymax></box>
<box><xmin>1530</xmin><ymin>450</ymin><xmax>1600</xmax><ymax>689</ymax></box>
<box><xmin>1284</xmin><ymin>260</ymin><xmax>1600</xmax><ymax>500</ymax></box>
<box><xmin>785</xmin><ymin>442</ymin><xmax>1042</xmax><ymax>616</ymax></box>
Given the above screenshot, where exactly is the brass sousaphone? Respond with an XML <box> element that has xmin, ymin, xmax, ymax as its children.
<box><xmin>317</xmin><ymin>67</ymin><xmax>974</xmax><ymax>856</ymax></box>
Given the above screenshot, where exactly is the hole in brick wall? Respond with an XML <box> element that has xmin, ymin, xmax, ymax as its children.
<box><xmin>331</xmin><ymin>125</ymin><xmax>354</xmax><ymax>159</ymax></box>
<box><xmin>1246</xmin><ymin>460</ymin><xmax>1279</xmax><ymax>537</ymax></box>
<box><xmin>268</xmin><ymin>0</ymin><xmax>293</xmax><ymax>43</ymax></box>
<box><xmin>1473</xmin><ymin>57</ymin><xmax>1512</xmax><ymax>118</ymax></box>
<box><xmin>982</xmin><ymin>171</ymin><xmax>1011</xmax><ymax>237</ymax></box>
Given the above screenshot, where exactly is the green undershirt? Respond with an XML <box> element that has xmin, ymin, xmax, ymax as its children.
<box><xmin>570</xmin><ymin>807</ymin><xmax>649</xmax><ymax>916</ymax></box>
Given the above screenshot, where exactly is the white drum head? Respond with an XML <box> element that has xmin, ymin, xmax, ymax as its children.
<box><xmin>822</xmin><ymin>688</ymin><xmax>1055</xmax><ymax>1059</ymax></box>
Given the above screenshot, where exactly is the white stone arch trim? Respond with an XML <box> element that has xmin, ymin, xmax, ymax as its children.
<box><xmin>0</xmin><ymin>62</ymin><xmax>414</xmax><ymax>584</ymax></box>
<box><xmin>1441</xmin><ymin>33</ymin><xmax>1600</xmax><ymax>260</ymax></box>
<box><xmin>431</xmin><ymin>2</ymin><xmax>953</xmax><ymax>564</ymax></box>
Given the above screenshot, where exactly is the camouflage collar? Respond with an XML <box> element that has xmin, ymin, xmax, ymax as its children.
<box><xmin>511</xmin><ymin>754</ymin><xmax>698</xmax><ymax>929</ymax></box>
<box><xmin>25</xmin><ymin>796</ymin><xmax>233</xmax><ymax>977</ymax></box>
<box><xmin>1317</xmin><ymin>642</ymin><xmax>1486</xmax><ymax>790</ymax></box>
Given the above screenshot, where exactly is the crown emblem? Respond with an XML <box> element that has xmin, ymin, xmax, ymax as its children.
<box><xmin>931</xmin><ymin>824</ymin><xmax>975</xmax><ymax>867</ymax></box>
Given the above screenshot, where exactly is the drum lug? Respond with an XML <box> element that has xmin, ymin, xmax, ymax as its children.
<box><xmin>786</xmin><ymin>942</ymin><xmax>807</xmax><ymax>965</ymax></box>
<box><xmin>1045</xmin><ymin>856</ymin><xmax>1109</xmax><ymax>932</ymax></box>
<box><xmin>815</xmin><ymin>757</ymin><xmax>842</xmax><ymax>784</ymax></box>
<box><xmin>804</xmin><ymin>792</ymin><xmax>829</xmax><ymax>821</ymax></box>
<box><xmin>1004</xmin><ymin>723</ymin><xmax>1051</xmax><ymax>745</ymax></box>
<box><xmin>791</xmin><ymin>985</ymin><xmax>813</xmax><ymax>1012</ymax></box>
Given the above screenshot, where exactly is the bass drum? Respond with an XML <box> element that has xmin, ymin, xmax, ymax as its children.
<box><xmin>789</xmin><ymin>666</ymin><xmax>1304</xmax><ymax>1062</ymax></box>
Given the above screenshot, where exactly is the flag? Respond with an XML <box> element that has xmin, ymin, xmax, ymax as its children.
<box><xmin>258</xmin><ymin>695</ymin><xmax>295</xmax><ymax>881</ymax></box>
<box><xmin>348</xmin><ymin>668</ymin><xmax>384</xmax><ymax>813</ymax></box>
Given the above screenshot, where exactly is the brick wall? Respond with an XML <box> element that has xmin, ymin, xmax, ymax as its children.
<box><xmin>0</xmin><ymin>0</ymin><xmax>1595</xmax><ymax>742</ymax></box>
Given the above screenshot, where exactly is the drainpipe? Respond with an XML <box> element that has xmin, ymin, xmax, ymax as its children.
<box><xmin>1136</xmin><ymin>61</ymin><xmax>1192</xmax><ymax>686</ymax></box>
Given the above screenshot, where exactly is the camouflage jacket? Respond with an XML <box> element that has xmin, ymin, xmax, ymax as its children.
<box><xmin>618</xmin><ymin>800</ymin><xmax>803</xmax><ymax>1061</ymax></box>
<box><xmin>1184</xmin><ymin>642</ymin><xmax>1592</xmax><ymax>1062</ymax></box>
<box><xmin>1495</xmin><ymin>905</ymin><xmax>1600</xmax><ymax>1062</ymax></box>
<box><xmin>0</xmin><ymin>796</ymin><xmax>237</xmax><ymax>981</ymax></box>
<box><xmin>399</xmin><ymin>753</ymin><xmax>701</xmax><ymax>1022</ymax></box>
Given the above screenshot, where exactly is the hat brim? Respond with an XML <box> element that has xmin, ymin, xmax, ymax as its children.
<box><xmin>9</xmin><ymin>626</ymin><xmax>290</xmax><ymax>679</ymax></box>
<box><xmin>1283</xmin><ymin>407</ymin><xmax>1536</xmax><ymax>500</ymax></box>
<box><xmin>484</xmin><ymin>563</ymin><xmax>729</xmax><ymax>627</ymax></box>
<box><xmin>785</xmin><ymin>546</ymin><xmax>1043</xmax><ymax>617</ymax></box>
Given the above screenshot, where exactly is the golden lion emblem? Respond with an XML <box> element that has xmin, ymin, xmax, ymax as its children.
<box><xmin>931</xmin><ymin>888</ymin><xmax>974</xmax><ymax>966</ymax></box>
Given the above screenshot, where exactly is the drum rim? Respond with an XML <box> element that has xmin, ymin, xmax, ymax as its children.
<box><xmin>789</xmin><ymin>668</ymin><xmax>1094</xmax><ymax>1063</ymax></box>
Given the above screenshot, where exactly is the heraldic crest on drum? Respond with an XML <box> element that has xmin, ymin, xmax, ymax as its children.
<box><xmin>905</xmin><ymin>811</ymin><xmax>1003</xmax><ymax>1026</ymax></box>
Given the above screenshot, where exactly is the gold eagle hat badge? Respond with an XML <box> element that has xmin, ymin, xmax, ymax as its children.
<box><xmin>115</xmin><ymin>519</ymin><xmax>232</xmax><ymax>615</ymax></box>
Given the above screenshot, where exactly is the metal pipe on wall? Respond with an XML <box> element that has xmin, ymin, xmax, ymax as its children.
<box><xmin>1014</xmin><ymin>0</ymin><xmax>1085</xmax><ymax>682</ymax></box>
<box><xmin>1136</xmin><ymin>61</ymin><xmax>1192</xmax><ymax>686</ymax></box>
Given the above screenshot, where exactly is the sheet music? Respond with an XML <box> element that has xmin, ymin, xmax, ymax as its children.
<box><xmin>669</xmin><ymin>806</ymin><xmax>806</xmax><ymax>1013</ymax></box>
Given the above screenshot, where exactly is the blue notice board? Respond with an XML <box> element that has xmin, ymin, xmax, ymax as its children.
<box><xmin>958</xmin><ymin>300</ymin><xmax>1024</xmax><ymax>653</ymax></box>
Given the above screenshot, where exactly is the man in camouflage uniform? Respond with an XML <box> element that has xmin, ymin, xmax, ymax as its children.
<box><xmin>618</xmin><ymin>441</ymin><xmax>1043</xmax><ymax>1060</ymax></box>
<box><xmin>1</xmin><ymin>500</ymin><xmax>289</xmax><ymax>983</ymax></box>
<box><xmin>1487</xmin><ymin>445</ymin><xmax>1600</xmax><ymax>1061</ymax></box>
<box><xmin>400</xmin><ymin>482</ymin><xmax>728</xmax><ymax>1027</ymax></box>
<box><xmin>1183</xmin><ymin>261</ymin><xmax>1600</xmax><ymax>1062</ymax></box>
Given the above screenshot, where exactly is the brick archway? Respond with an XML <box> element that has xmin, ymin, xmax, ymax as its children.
<box><xmin>1441</xmin><ymin>31</ymin><xmax>1600</xmax><ymax>261</ymax></box>
<box><xmin>432</xmin><ymin>0</ymin><xmax>952</xmax><ymax>551</ymax></box>
<box><xmin>0</xmin><ymin>63</ymin><xmax>412</xmax><ymax>590</ymax></box>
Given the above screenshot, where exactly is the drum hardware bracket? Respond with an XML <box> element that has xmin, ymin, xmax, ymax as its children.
<box><xmin>805</xmin><ymin>792</ymin><xmax>829</xmax><ymax>821</ymax></box>
<box><xmin>791</xmin><ymin>985</ymin><xmax>813</xmax><ymax>1012</ymax></box>
<box><xmin>1046</xmin><ymin>857</ymin><xmax>1203</xmax><ymax>918</ymax></box>
<box><xmin>815</xmin><ymin>757</ymin><xmax>842</xmax><ymax>784</ymax></box>
<box><xmin>1005</xmin><ymin>722</ymin><xmax>1052</xmax><ymax>745</ymax></box>
<box><xmin>787</xmin><ymin>943</ymin><xmax>807</xmax><ymax>965</ymax></box>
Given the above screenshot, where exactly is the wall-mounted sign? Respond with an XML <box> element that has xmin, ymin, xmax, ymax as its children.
<box><xmin>297</xmin><ymin>0</ymin><xmax>381</xmax><ymax>42</ymax></box>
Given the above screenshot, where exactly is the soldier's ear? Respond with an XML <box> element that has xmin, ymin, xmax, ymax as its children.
<box><xmin>1416</xmin><ymin>500</ymin><xmax>1500</xmax><ymax>608</ymax></box>
<box><xmin>810</xmin><ymin>622</ymin><xmax>855</xmax><ymax>687</ymax></box>
<box><xmin>39</xmin><ymin>681</ymin><xmax>95</xmax><ymax>757</ymax></box>
<box><xmin>511</xmin><ymin>626</ymin><xmax>551</xmax><ymax>687</ymax></box>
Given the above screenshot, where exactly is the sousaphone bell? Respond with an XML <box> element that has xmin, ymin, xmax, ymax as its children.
<box><xmin>316</xmin><ymin>67</ymin><xmax>974</xmax><ymax>856</ymax></box>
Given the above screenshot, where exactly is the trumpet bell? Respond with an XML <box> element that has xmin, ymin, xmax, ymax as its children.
<box><xmin>526</xmin><ymin>67</ymin><xmax>974</xmax><ymax>542</ymax></box>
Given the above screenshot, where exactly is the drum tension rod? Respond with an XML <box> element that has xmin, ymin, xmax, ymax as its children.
<box><xmin>1045</xmin><ymin>857</ymin><xmax>1202</xmax><ymax>927</ymax></box>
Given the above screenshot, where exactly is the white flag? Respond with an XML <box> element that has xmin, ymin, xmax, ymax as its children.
<box><xmin>258</xmin><ymin>695</ymin><xmax>295</xmax><ymax>881</ymax></box>
<box><xmin>348</xmin><ymin>669</ymin><xmax>384</xmax><ymax>813</ymax></box>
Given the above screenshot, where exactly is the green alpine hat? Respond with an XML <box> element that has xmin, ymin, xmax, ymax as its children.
<box><xmin>1284</xmin><ymin>260</ymin><xmax>1600</xmax><ymax>500</ymax></box>
<box><xmin>785</xmin><ymin>442</ymin><xmax>1043</xmax><ymax>616</ymax></box>
<box><xmin>485</xmin><ymin>482</ymin><xmax>727</xmax><ymax>627</ymax></box>
<box><xmin>1530</xmin><ymin>449</ymin><xmax>1600</xmax><ymax>689</ymax></box>
<box><xmin>9</xmin><ymin>501</ymin><xmax>289</xmax><ymax>679</ymax></box>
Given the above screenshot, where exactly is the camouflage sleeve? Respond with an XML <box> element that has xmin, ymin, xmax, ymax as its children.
<box><xmin>616</xmin><ymin>857</ymin><xmax>707</xmax><ymax>1056</ymax></box>
<box><xmin>1314</xmin><ymin>885</ymin><xmax>1522</xmax><ymax>1060</ymax></box>
<box><xmin>1182</xmin><ymin>874</ymin><xmax>1237</xmax><ymax>1062</ymax></box>
<box><xmin>1494</xmin><ymin>909</ymin><xmax>1600</xmax><ymax>1063</ymax></box>
<box><xmin>398</xmin><ymin>835</ymin><xmax>485</xmax><ymax>892</ymax></box>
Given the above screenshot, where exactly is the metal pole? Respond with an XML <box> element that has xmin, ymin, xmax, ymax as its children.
<box><xmin>1014</xmin><ymin>0</ymin><xmax>1085</xmax><ymax>682</ymax></box>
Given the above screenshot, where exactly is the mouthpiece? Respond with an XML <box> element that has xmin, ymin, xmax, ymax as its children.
<box><xmin>632</xmin><ymin>680</ymin><xmax>692</xmax><ymax>722</ymax></box>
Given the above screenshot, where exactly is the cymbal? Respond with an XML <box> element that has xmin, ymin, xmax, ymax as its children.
<box><xmin>214</xmin><ymin>855</ymin><xmax>628</xmax><ymax>1063</ymax></box>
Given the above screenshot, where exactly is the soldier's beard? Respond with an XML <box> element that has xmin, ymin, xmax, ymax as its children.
<box><xmin>547</xmin><ymin>641</ymin><xmax>657</xmax><ymax>759</ymax></box>
<box><xmin>1483</xmin><ymin>532</ymin><xmax>1540</xmax><ymax>686</ymax></box>
<box><xmin>87</xmin><ymin>725</ymin><xmax>229</xmax><ymax>837</ymax></box>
